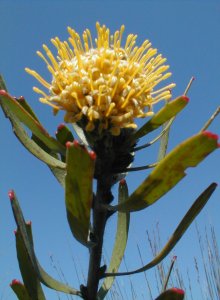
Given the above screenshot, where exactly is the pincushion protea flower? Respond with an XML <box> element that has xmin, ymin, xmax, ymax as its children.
<box><xmin>26</xmin><ymin>22</ymin><xmax>175</xmax><ymax>136</ymax></box>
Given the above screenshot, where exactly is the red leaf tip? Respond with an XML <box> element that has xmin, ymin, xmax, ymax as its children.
<box><xmin>120</xmin><ymin>178</ymin><xmax>126</xmax><ymax>185</ymax></box>
<box><xmin>57</xmin><ymin>123</ymin><xmax>65</xmax><ymax>131</ymax></box>
<box><xmin>73</xmin><ymin>140</ymin><xmax>80</xmax><ymax>147</ymax></box>
<box><xmin>181</xmin><ymin>95</ymin><xmax>189</xmax><ymax>103</ymax></box>
<box><xmin>89</xmin><ymin>151</ymin><xmax>96</xmax><ymax>160</ymax></box>
<box><xmin>8</xmin><ymin>190</ymin><xmax>15</xmax><ymax>201</ymax></box>
<box><xmin>202</xmin><ymin>131</ymin><xmax>219</xmax><ymax>141</ymax></box>
<box><xmin>171</xmin><ymin>288</ymin><xmax>185</xmax><ymax>295</ymax></box>
<box><xmin>10</xmin><ymin>279</ymin><xmax>22</xmax><ymax>286</ymax></box>
<box><xmin>0</xmin><ymin>89</ymin><xmax>8</xmax><ymax>96</ymax></box>
<box><xmin>65</xmin><ymin>141</ymin><xmax>73</xmax><ymax>148</ymax></box>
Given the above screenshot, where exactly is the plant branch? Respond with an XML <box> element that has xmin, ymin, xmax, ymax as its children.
<box><xmin>85</xmin><ymin>179</ymin><xmax>110</xmax><ymax>300</ymax></box>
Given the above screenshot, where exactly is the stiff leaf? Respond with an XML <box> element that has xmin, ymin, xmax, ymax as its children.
<box><xmin>65</xmin><ymin>142</ymin><xmax>95</xmax><ymax>246</ymax></box>
<box><xmin>56</xmin><ymin>124</ymin><xmax>74</xmax><ymax>147</ymax></box>
<box><xmin>133</xmin><ymin>96</ymin><xmax>189</xmax><ymax>140</ymax></box>
<box><xmin>98</xmin><ymin>181</ymin><xmax>130</xmax><ymax>299</ymax></box>
<box><xmin>56</xmin><ymin>124</ymin><xmax>74</xmax><ymax>162</ymax></box>
<box><xmin>0</xmin><ymin>75</ymin><xmax>7</xmax><ymax>91</ymax></box>
<box><xmin>10</xmin><ymin>280</ymin><xmax>31</xmax><ymax>300</ymax></box>
<box><xmin>72</xmin><ymin>123</ymin><xmax>89</xmax><ymax>146</ymax></box>
<box><xmin>2</xmin><ymin>105</ymin><xmax>65</xmax><ymax>168</ymax></box>
<box><xmin>15</xmin><ymin>223</ymin><xmax>46</xmax><ymax>300</ymax></box>
<box><xmin>157</xmin><ymin>120</ymin><xmax>172</xmax><ymax>161</ymax></box>
<box><xmin>0</xmin><ymin>76</ymin><xmax>66</xmax><ymax>185</ymax></box>
<box><xmin>0</xmin><ymin>90</ymin><xmax>65</xmax><ymax>155</ymax></box>
<box><xmin>10</xmin><ymin>191</ymin><xmax>81</xmax><ymax>296</ymax></box>
<box><xmin>112</xmin><ymin>132</ymin><xmax>219</xmax><ymax>212</ymax></box>
<box><xmin>50</xmin><ymin>167</ymin><xmax>66</xmax><ymax>187</ymax></box>
<box><xmin>104</xmin><ymin>183</ymin><xmax>217</xmax><ymax>277</ymax></box>
<box><xmin>16</xmin><ymin>96</ymin><xmax>40</xmax><ymax>122</ymax></box>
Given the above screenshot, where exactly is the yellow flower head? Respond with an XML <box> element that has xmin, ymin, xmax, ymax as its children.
<box><xmin>26</xmin><ymin>23</ymin><xmax>175</xmax><ymax>136</ymax></box>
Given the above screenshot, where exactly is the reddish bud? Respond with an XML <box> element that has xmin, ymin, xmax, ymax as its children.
<box><xmin>0</xmin><ymin>89</ymin><xmax>8</xmax><ymax>96</ymax></box>
<box><xmin>10</xmin><ymin>279</ymin><xmax>22</xmax><ymax>286</ymax></box>
<box><xmin>73</xmin><ymin>140</ymin><xmax>80</xmax><ymax>147</ymax></box>
<box><xmin>181</xmin><ymin>95</ymin><xmax>189</xmax><ymax>103</ymax></box>
<box><xmin>202</xmin><ymin>131</ymin><xmax>219</xmax><ymax>141</ymax></box>
<box><xmin>8</xmin><ymin>190</ymin><xmax>15</xmax><ymax>201</ymax></box>
<box><xmin>18</xmin><ymin>96</ymin><xmax>25</xmax><ymax>101</ymax></box>
<box><xmin>65</xmin><ymin>141</ymin><xmax>73</xmax><ymax>148</ymax></box>
<box><xmin>172</xmin><ymin>255</ymin><xmax>177</xmax><ymax>261</ymax></box>
<box><xmin>120</xmin><ymin>179</ymin><xmax>126</xmax><ymax>185</ymax></box>
<box><xmin>89</xmin><ymin>151</ymin><xmax>96</xmax><ymax>160</ymax></box>
<box><xmin>26</xmin><ymin>221</ymin><xmax>32</xmax><ymax>226</ymax></box>
<box><xmin>57</xmin><ymin>123</ymin><xmax>65</xmax><ymax>131</ymax></box>
<box><xmin>170</xmin><ymin>288</ymin><xmax>185</xmax><ymax>295</ymax></box>
<box><xmin>14</xmin><ymin>230</ymin><xmax>17</xmax><ymax>235</ymax></box>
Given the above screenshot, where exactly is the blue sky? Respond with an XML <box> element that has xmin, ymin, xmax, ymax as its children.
<box><xmin>0</xmin><ymin>1</ymin><xmax>220</xmax><ymax>299</ymax></box>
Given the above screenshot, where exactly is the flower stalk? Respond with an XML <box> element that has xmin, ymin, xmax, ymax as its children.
<box><xmin>85</xmin><ymin>180</ymin><xmax>110</xmax><ymax>300</ymax></box>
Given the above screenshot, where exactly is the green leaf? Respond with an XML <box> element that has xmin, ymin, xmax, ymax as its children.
<box><xmin>65</xmin><ymin>142</ymin><xmax>95</xmax><ymax>246</ymax></box>
<box><xmin>15</xmin><ymin>223</ymin><xmax>46</xmax><ymax>300</ymax></box>
<box><xmin>31</xmin><ymin>134</ymin><xmax>66</xmax><ymax>187</ymax></box>
<box><xmin>72</xmin><ymin>123</ymin><xmax>89</xmax><ymax>146</ymax></box>
<box><xmin>1</xmin><ymin>107</ymin><xmax>65</xmax><ymax>169</ymax></box>
<box><xmin>112</xmin><ymin>132</ymin><xmax>219</xmax><ymax>212</ymax></box>
<box><xmin>10</xmin><ymin>280</ymin><xmax>32</xmax><ymax>300</ymax></box>
<box><xmin>10</xmin><ymin>191</ymin><xmax>81</xmax><ymax>296</ymax></box>
<box><xmin>50</xmin><ymin>167</ymin><xmax>66</xmax><ymax>187</ymax></box>
<box><xmin>0</xmin><ymin>90</ymin><xmax>65</xmax><ymax>155</ymax></box>
<box><xmin>0</xmin><ymin>78</ymin><xmax>66</xmax><ymax>185</ymax></box>
<box><xmin>56</xmin><ymin>124</ymin><xmax>74</xmax><ymax>146</ymax></box>
<box><xmin>155</xmin><ymin>288</ymin><xmax>185</xmax><ymax>300</ymax></box>
<box><xmin>98</xmin><ymin>181</ymin><xmax>130</xmax><ymax>299</ymax></box>
<box><xmin>104</xmin><ymin>183</ymin><xmax>217</xmax><ymax>277</ymax></box>
<box><xmin>56</xmin><ymin>124</ymin><xmax>74</xmax><ymax>162</ymax></box>
<box><xmin>132</xmin><ymin>96</ymin><xmax>189</xmax><ymax>140</ymax></box>
<box><xmin>15</xmin><ymin>96</ymin><xmax>40</xmax><ymax>122</ymax></box>
<box><xmin>157</xmin><ymin>119</ymin><xmax>173</xmax><ymax>161</ymax></box>
<box><xmin>0</xmin><ymin>74</ymin><xmax>7</xmax><ymax>91</ymax></box>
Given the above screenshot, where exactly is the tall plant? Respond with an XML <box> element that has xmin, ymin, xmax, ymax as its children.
<box><xmin>0</xmin><ymin>23</ymin><xmax>219</xmax><ymax>300</ymax></box>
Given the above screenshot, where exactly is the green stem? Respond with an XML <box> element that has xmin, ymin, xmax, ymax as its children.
<box><xmin>85</xmin><ymin>179</ymin><xmax>110</xmax><ymax>300</ymax></box>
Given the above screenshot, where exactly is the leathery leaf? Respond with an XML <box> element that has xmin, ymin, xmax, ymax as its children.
<box><xmin>104</xmin><ymin>183</ymin><xmax>217</xmax><ymax>277</ymax></box>
<box><xmin>132</xmin><ymin>96</ymin><xmax>189</xmax><ymax>141</ymax></box>
<box><xmin>10</xmin><ymin>280</ymin><xmax>31</xmax><ymax>300</ymax></box>
<box><xmin>112</xmin><ymin>131</ymin><xmax>219</xmax><ymax>212</ymax></box>
<box><xmin>65</xmin><ymin>142</ymin><xmax>95</xmax><ymax>246</ymax></box>
<box><xmin>0</xmin><ymin>89</ymin><xmax>65</xmax><ymax>155</ymax></box>
<box><xmin>98</xmin><ymin>180</ymin><xmax>130</xmax><ymax>299</ymax></box>
<box><xmin>10</xmin><ymin>191</ymin><xmax>81</xmax><ymax>296</ymax></box>
<box><xmin>0</xmin><ymin>76</ymin><xmax>66</xmax><ymax>185</ymax></box>
<box><xmin>15</xmin><ymin>223</ymin><xmax>46</xmax><ymax>300</ymax></box>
